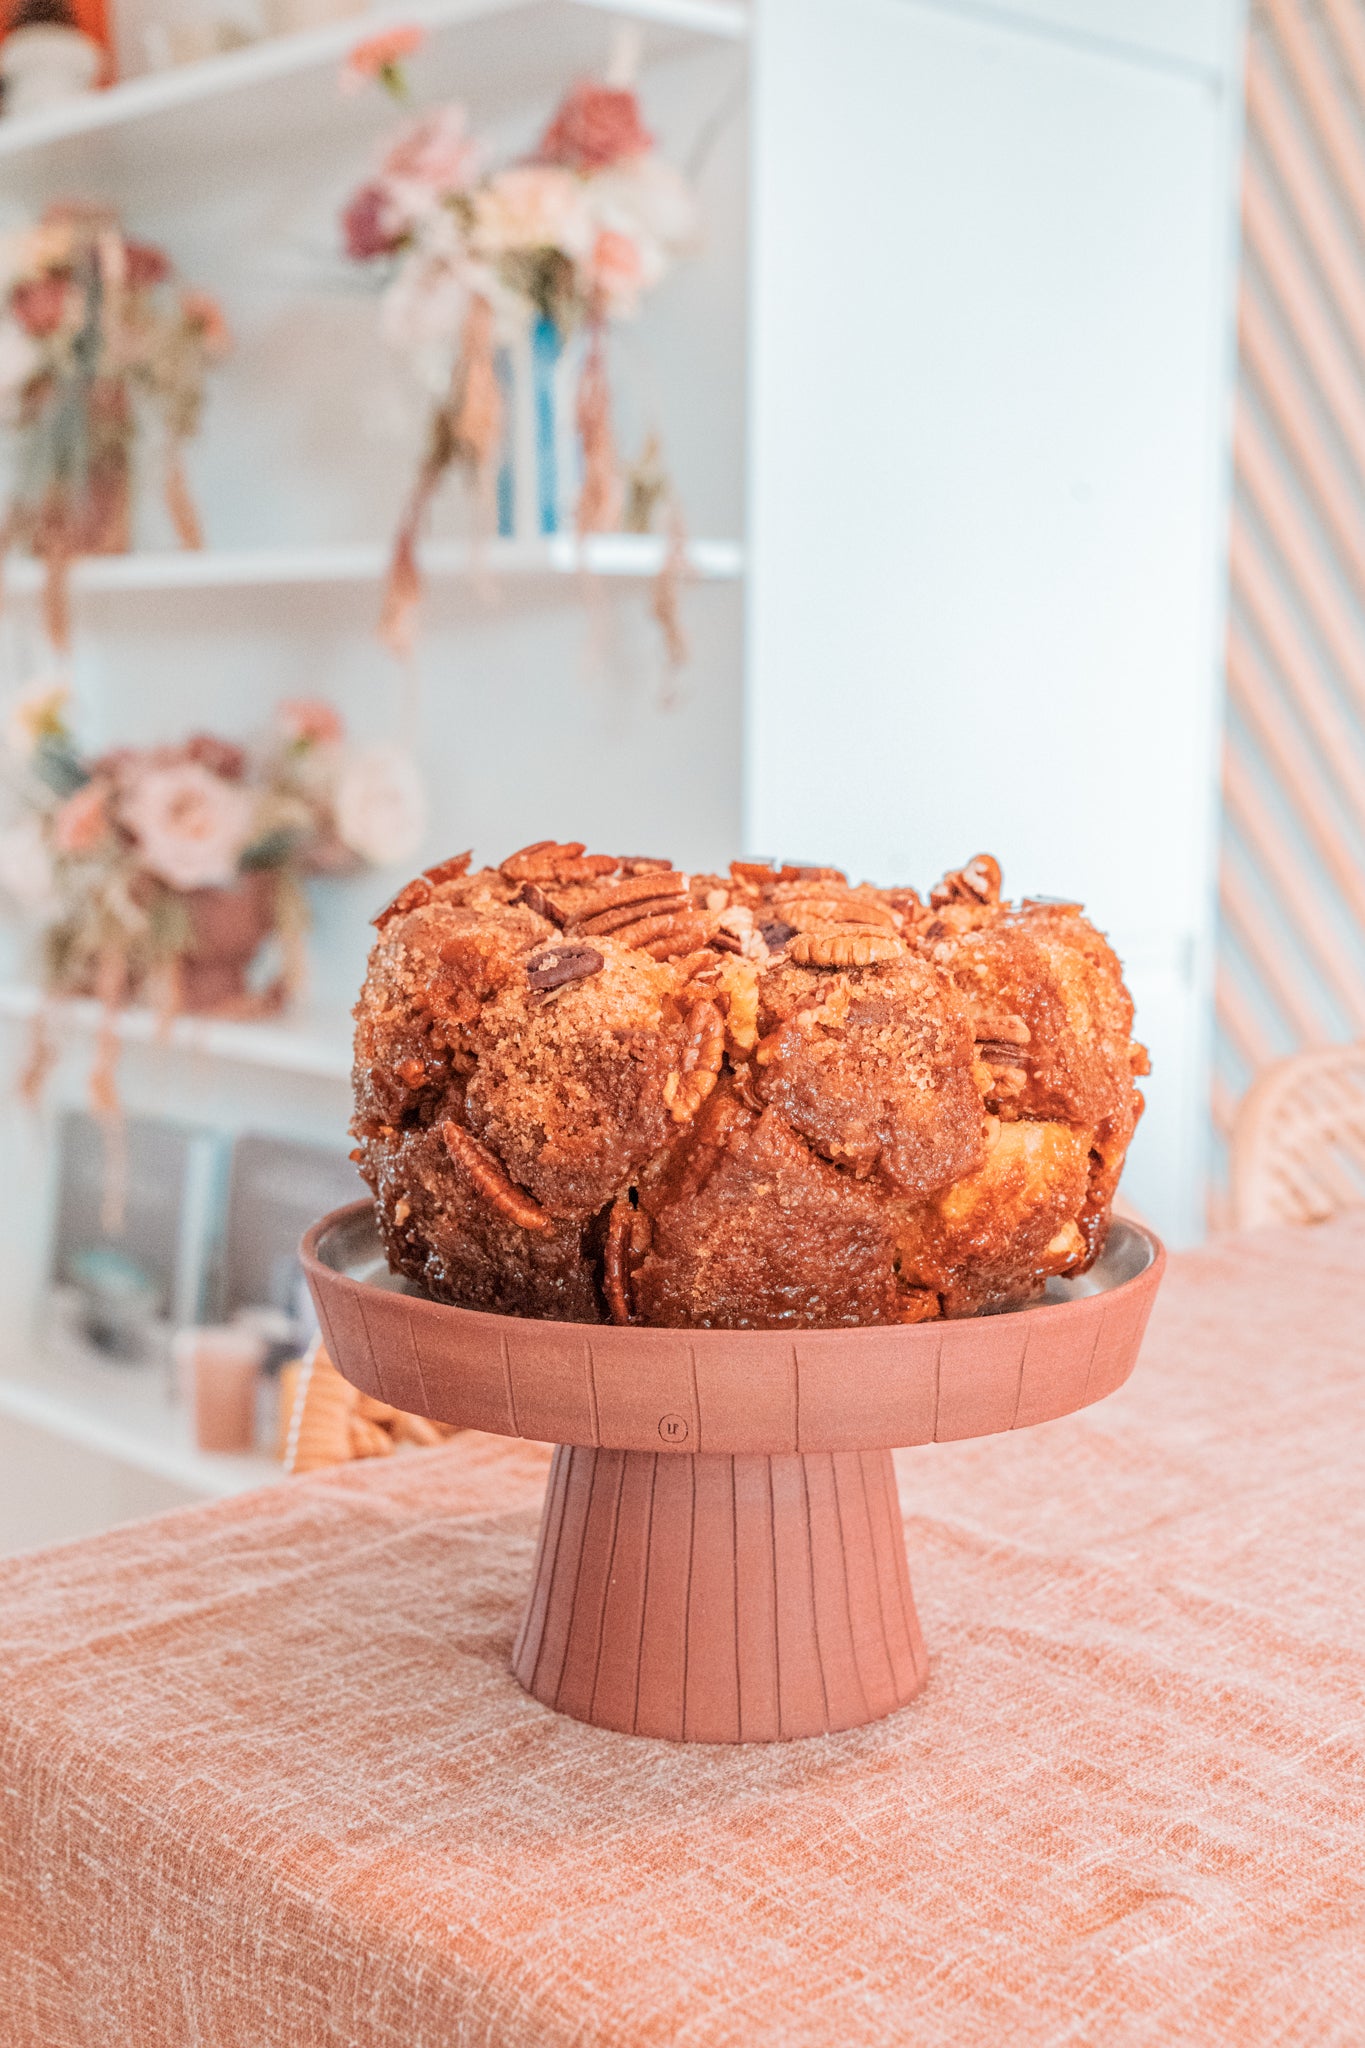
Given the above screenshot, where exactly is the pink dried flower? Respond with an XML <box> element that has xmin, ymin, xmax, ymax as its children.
<box><xmin>278</xmin><ymin>698</ymin><xmax>344</xmax><ymax>748</ymax></box>
<box><xmin>52</xmin><ymin>782</ymin><xmax>109</xmax><ymax>856</ymax></box>
<box><xmin>341</xmin><ymin>24</ymin><xmax>423</xmax><ymax>100</ymax></box>
<box><xmin>382</xmin><ymin>106</ymin><xmax>477</xmax><ymax>192</ymax></box>
<box><xmin>334</xmin><ymin>743</ymin><xmax>425</xmax><ymax>867</ymax></box>
<box><xmin>342</xmin><ymin>182</ymin><xmax>407</xmax><ymax>262</ymax></box>
<box><xmin>537</xmin><ymin>82</ymin><xmax>652</xmax><ymax>173</ymax></box>
<box><xmin>11</xmin><ymin>275</ymin><xmax>72</xmax><ymax>339</ymax></box>
<box><xmin>183</xmin><ymin>733</ymin><xmax>247</xmax><ymax>780</ymax></box>
<box><xmin>124</xmin><ymin>240</ymin><xmax>171</xmax><ymax>289</ymax></box>
<box><xmin>588</xmin><ymin>227</ymin><xmax>644</xmax><ymax>310</ymax></box>
<box><xmin>181</xmin><ymin>289</ymin><xmax>231</xmax><ymax>356</ymax></box>
<box><xmin>121</xmin><ymin>761</ymin><xmax>254</xmax><ymax>891</ymax></box>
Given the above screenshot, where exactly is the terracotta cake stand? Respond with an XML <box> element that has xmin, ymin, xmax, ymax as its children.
<box><xmin>301</xmin><ymin>1203</ymin><xmax>1163</xmax><ymax>1744</ymax></box>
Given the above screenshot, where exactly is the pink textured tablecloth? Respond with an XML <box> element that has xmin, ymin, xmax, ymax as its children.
<box><xmin>2</xmin><ymin>1218</ymin><xmax>1364</xmax><ymax>2047</ymax></box>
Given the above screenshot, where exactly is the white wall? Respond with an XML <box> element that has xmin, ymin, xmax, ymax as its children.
<box><xmin>746</xmin><ymin>0</ymin><xmax>1246</xmax><ymax>1244</ymax></box>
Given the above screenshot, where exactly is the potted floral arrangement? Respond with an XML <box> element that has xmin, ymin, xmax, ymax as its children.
<box><xmin>0</xmin><ymin>679</ymin><xmax>426</xmax><ymax>1036</ymax></box>
<box><xmin>0</xmin><ymin>204</ymin><xmax>229</xmax><ymax>647</ymax></box>
<box><xmin>340</xmin><ymin>41</ymin><xmax>699</xmax><ymax>656</ymax></box>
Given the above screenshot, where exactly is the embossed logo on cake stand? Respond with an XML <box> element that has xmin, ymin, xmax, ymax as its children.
<box><xmin>302</xmin><ymin>1204</ymin><xmax>1163</xmax><ymax>1744</ymax></box>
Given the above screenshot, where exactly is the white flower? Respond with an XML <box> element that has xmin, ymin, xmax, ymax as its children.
<box><xmin>0</xmin><ymin>816</ymin><xmax>55</xmax><ymax>913</ymax></box>
<box><xmin>589</xmin><ymin>158</ymin><xmax>699</xmax><ymax>264</ymax></box>
<box><xmin>471</xmin><ymin>164</ymin><xmax>593</xmax><ymax>262</ymax></box>
<box><xmin>119</xmin><ymin>761</ymin><xmax>254</xmax><ymax>891</ymax></box>
<box><xmin>5</xmin><ymin>674</ymin><xmax>71</xmax><ymax>760</ymax></box>
<box><xmin>0</xmin><ymin>218</ymin><xmax>74</xmax><ymax>294</ymax></box>
<box><xmin>0</xmin><ymin>320</ymin><xmax>39</xmax><ymax>422</ymax></box>
<box><xmin>334</xmin><ymin>744</ymin><xmax>426</xmax><ymax>867</ymax></box>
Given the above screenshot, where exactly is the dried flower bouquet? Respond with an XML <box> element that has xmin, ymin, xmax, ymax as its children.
<box><xmin>341</xmin><ymin>64</ymin><xmax>699</xmax><ymax>654</ymax></box>
<box><xmin>0</xmin><ymin>681</ymin><xmax>425</xmax><ymax>1047</ymax></box>
<box><xmin>0</xmin><ymin>205</ymin><xmax>230</xmax><ymax>648</ymax></box>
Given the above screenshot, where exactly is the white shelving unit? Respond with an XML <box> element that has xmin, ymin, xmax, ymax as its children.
<box><xmin>3</xmin><ymin>534</ymin><xmax>744</xmax><ymax>596</ymax></box>
<box><xmin>0</xmin><ymin>0</ymin><xmax>748</xmax><ymax>200</ymax></box>
<box><xmin>0</xmin><ymin>0</ymin><xmax>750</xmax><ymax>1546</ymax></box>
<box><xmin>0</xmin><ymin>984</ymin><xmax>353</xmax><ymax>1081</ymax></box>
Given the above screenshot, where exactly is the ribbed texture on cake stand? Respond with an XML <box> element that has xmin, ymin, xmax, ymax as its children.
<box><xmin>513</xmin><ymin>1445</ymin><xmax>926</xmax><ymax>1742</ymax></box>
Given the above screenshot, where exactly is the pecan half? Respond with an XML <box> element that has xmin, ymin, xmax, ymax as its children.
<box><xmin>372</xmin><ymin>876</ymin><xmax>432</xmax><ymax>929</ymax></box>
<box><xmin>441</xmin><ymin>1121</ymin><xmax>553</xmax><ymax>1233</ymax></box>
<box><xmin>526</xmin><ymin>943</ymin><xmax>605</xmax><ymax>992</ymax></box>
<box><xmin>602</xmin><ymin>909</ymin><xmax>690</xmax><ymax>951</ymax></box>
<box><xmin>574</xmin><ymin>890</ymin><xmax>688</xmax><ymax>937</ymax></box>
<box><xmin>518</xmin><ymin>880</ymin><xmax>568</xmax><ymax>925</ymax></box>
<box><xmin>777</xmin><ymin>894</ymin><xmax>900</xmax><ymax>934</ymax></box>
<box><xmin>422</xmin><ymin>851</ymin><xmax>472</xmax><ymax>887</ymax></box>
<box><xmin>930</xmin><ymin>853</ymin><xmax>1002</xmax><ymax>909</ymax></box>
<box><xmin>641</xmin><ymin>913</ymin><xmax>713</xmax><ymax>960</ymax></box>
<box><xmin>787</xmin><ymin>929</ymin><xmax>904</xmax><ymax>968</ymax></box>
<box><xmin>604</xmin><ymin>1198</ymin><xmax>635</xmax><ymax>1325</ymax></box>
<box><xmin>976</xmin><ymin>1040</ymin><xmax>1033</xmax><ymax>1068</ymax></box>
<box><xmin>500</xmin><ymin>841</ymin><xmax>619</xmax><ymax>885</ymax></box>
<box><xmin>663</xmin><ymin>998</ymin><xmax>725</xmax><ymax>1122</ymax></box>
<box><xmin>568</xmin><ymin>871</ymin><xmax>687</xmax><ymax>927</ymax></box>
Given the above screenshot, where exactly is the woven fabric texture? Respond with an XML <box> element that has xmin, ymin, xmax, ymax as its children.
<box><xmin>1</xmin><ymin>1218</ymin><xmax>1363</xmax><ymax>2047</ymax></box>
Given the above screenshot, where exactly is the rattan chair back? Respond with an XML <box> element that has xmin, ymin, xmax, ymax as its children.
<box><xmin>1229</xmin><ymin>1043</ymin><xmax>1365</xmax><ymax>1229</ymax></box>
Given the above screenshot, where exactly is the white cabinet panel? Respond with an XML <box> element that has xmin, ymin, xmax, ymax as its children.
<box><xmin>907</xmin><ymin>0</ymin><xmax>1236</xmax><ymax>75</ymax></box>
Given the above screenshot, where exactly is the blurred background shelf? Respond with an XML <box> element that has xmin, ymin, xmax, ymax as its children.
<box><xmin>0</xmin><ymin>985</ymin><xmax>353</xmax><ymax>1081</ymax></box>
<box><xmin>0</xmin><ymin>0</ymin><xmax>749</xmax><ymax>203</ymax></box>
<box><xmin>2</xmin><ymin>535</ymin><xmax>745</xmax><ymax>596</ymax></box>
<box><xmin>0</xmin><ymin>1344</ymin><xmax>280</xmax><ymax>1504</ymax></box>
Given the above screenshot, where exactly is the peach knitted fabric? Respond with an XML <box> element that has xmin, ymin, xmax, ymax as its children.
<box><xmin>1</xmin><ymin>1217</ymin><xmax>1363</xmax><ymax>2047</ymax></box>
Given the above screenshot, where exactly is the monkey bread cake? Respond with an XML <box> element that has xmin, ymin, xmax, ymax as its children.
<box><xmin>351</xmin><ymin>842</ymin><xmax>1149</xmax><ymax>1329</ymax></box>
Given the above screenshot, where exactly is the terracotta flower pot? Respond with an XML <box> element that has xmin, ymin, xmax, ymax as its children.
<box><xmin>178</xmin><ymin>870</ymin><xmax>277</xmax><ymax>1012</ymax></box>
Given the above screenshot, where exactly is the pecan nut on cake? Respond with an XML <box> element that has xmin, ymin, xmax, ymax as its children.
<box><xmin>351</xmin><ymin>843</ymin><xmax>1149</xmax><ymax>1328</ymax></box>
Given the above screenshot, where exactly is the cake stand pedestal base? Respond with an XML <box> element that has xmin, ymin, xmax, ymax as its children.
<box><xmin>513</xmin><ymin>1445</ymin><xmax>927</xmax><ymax>1742</ymax></box>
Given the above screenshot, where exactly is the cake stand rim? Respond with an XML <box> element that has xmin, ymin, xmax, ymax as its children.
<box><xmin>301</xmin><ymin>1198</ymin><xmax>1163</xmax><ymax>1352</ymax></box>
<box><xmin>301</xmin><ymin>1200</ymin><xmax>1164</xmax><ymax>1453</ymax></box>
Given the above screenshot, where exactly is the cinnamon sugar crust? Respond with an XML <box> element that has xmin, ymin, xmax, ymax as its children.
<box><xmin>352</xmin><ymin>844</ymin><xmax>1147</xmax><ymax>1328</ymax></box>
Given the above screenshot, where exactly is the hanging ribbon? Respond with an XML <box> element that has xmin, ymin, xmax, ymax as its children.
<box><xmin>575</xmin><ymin>314</ymin><xmax>622</xmax><ymax>537</ymax></box>
<box><xmin>381</xmin><ymin>293</ymin><xmax>503</xmax><ymax>658</ymax></box>
<box><xmin>164</xmin><ymin>444</ymin><xmax>204</xmax><ymax>551</ymax></box>
<box><xmin>651</xmin><ymin>503</ymin><xmax>691</xmax><ymax>675</ymax></box>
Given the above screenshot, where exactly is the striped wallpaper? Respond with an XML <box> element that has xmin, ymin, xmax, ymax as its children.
<box><xmin>1216</xmin><ymin>0</ymin><xmax>1365</xmax><ymax>1221</ymax></box>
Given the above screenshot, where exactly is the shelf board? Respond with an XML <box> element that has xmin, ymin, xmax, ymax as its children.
<box><xmin>0</xmin><ymin>1343</ymin><xmax>281</xmax><ymax>1500</ymax></box>
<box><xmin>0</xmin><ymin>985</ymin><xmax>353</xmax><ymax>1083</ymax></box>
<box><xmin>0</xmin><ymin>0</ymin><xmax>747</xmax><ymax>200</ymax></box>
<box><xmin>2</xmin><ymin>533</ymin><xmax>745</xmax><ymax>597</ymax></box>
